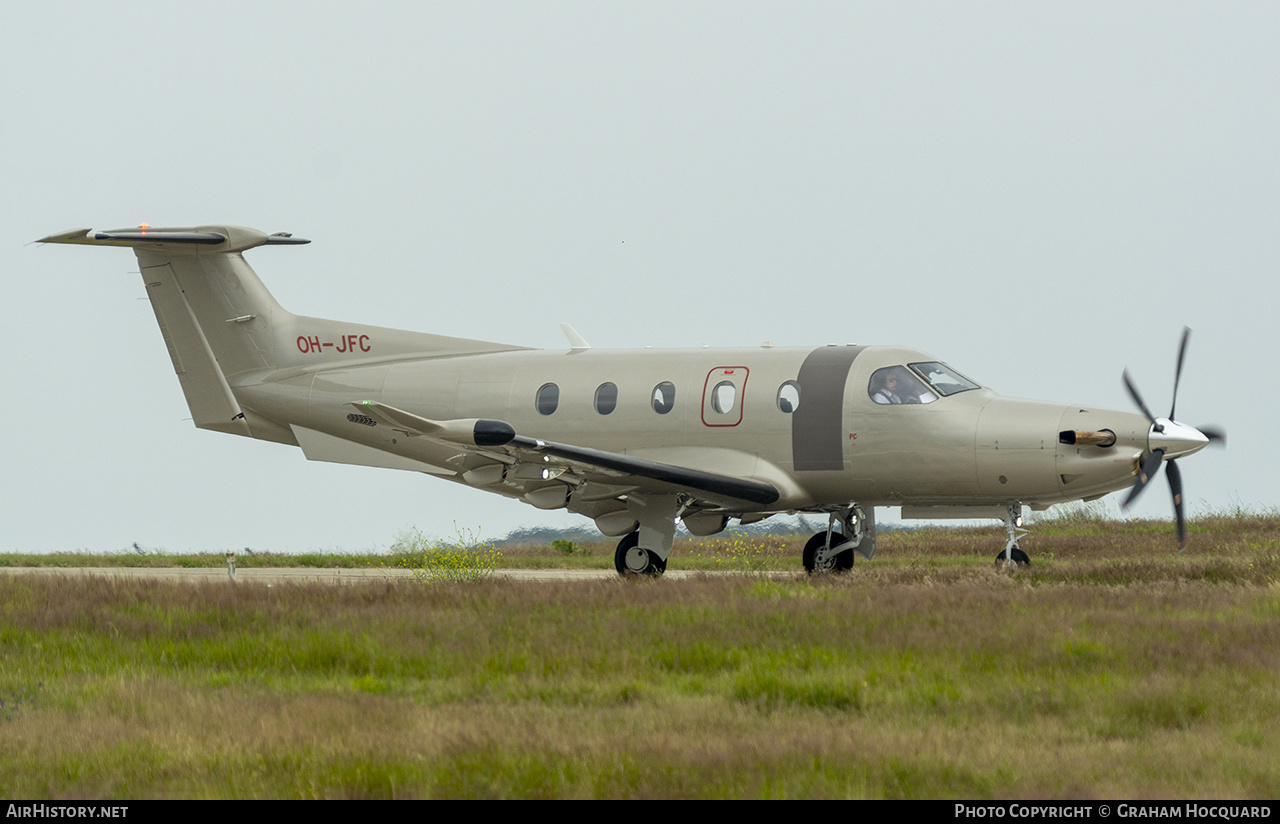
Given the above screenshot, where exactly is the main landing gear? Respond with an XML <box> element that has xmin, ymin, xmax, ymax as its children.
<box><xmin>803</xmin><ymin>505</ymin><xmax>876</xmax><ymax>574</ymax></box>
<box><xmin>803</xmin><ymin>531</ymin><xmax>853</xmax><ymax>572</ymax></box>
<box><xmin>614</xmin><ymin>531</ymin><xmax>667</xmax><ymax>577</ymax></box>
<box><xmin>996</xmin><ymin>503</ymin><xmax>1031</xmax><ymax>568</ymax></box>
<box><xmin>613</xmin><ymin>495</ymin><xmax>679</xmax><ymax>577</ymax></box>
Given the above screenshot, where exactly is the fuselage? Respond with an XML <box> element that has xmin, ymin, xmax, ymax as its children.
<box><xmin>235</xmin><ymin>341</ymin><xmax>1152</xmax><ymax>517</ymax></box>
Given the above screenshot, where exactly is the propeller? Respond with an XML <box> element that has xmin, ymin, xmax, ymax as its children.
<box><xmin>1120</xmin><ymin>327</ymin><xmax>1224</xmax><ymax>550</ymax></box>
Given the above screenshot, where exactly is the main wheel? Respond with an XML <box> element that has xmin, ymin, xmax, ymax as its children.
<box><xmin>614</xmin><ymin>531</ymin><xmax>666</xmax><ymax>577</ymax></box>
<box><xmin>994</xmin><ymin>546</ymin><xmax>1031</xmax><ymax>567</ymax></box>
<box><xmin>803</xmin><ymin>531</ymin><xmax>854</xmax><ymax>573</ymax></box>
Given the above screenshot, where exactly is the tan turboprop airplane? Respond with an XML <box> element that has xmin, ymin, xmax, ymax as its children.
<box><xmin>40</xmin><ymin>225</ymin><xmax>1224</xmax><ymax>575</ymax></box>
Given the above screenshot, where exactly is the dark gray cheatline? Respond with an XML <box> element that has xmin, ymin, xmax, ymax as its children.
<box><xmin>791</xmin><ymin>346</ymin><xmax>865</xmax><ymax>471</ymax></box>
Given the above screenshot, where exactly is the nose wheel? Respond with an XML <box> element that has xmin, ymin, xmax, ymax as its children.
<box><xmin>614</xmin><ymin>531</ymin><xmax>666</xmax><ymax>577</ymax></box>
<box><xmin>995</xmin><ymin>545</ymin><xmax>1030</xmax><ymax>567</ymax></box>
<box><xmin>996</xmin><ymin>504</ymin><xmax>1031</xmax><ymax>567</ymax></box>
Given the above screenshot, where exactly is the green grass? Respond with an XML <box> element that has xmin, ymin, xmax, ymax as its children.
<box><xmin>3</xmin><ymin>516</ymin><xmax>1280</xmax><ymax>798</ymax></box>
<box><xmin>6</xmin><ymin>513</ymin><xmax>1278</xmax><ymax>572</ymax></box>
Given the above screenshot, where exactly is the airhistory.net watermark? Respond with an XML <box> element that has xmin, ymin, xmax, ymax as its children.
<box><xmin>6</xmin><ymin>806</ymin><xmax>128</xmax><ymax>819</ymax></box>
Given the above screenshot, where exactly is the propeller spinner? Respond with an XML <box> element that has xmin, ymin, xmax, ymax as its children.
<box><xmin>1121</xmin><ymin>328</ymin><xmax>1225</xmax><ymax>550</ymax></box>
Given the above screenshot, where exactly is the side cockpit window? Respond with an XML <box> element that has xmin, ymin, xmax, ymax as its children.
<box><xmin>869</xmin><ymin>366</ymin><xmax>935</xmax><ymax>405</ymax></box>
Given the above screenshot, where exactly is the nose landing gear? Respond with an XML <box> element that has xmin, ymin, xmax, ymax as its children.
<box><xmin>996</xmin><ymin>503</ymin><xmax>1031</xmax><ymax>568</ymax></box>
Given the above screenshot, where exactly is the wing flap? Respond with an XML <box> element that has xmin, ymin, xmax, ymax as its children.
<box><xmin>342</xmin><ymin>402</ymin><xmax>781</xmax><ymax>507</ymax></box>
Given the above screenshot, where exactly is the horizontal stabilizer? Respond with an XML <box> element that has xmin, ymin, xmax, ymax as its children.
<box><xmin>96</xmin><ymin>231</ymin><xmax>226</xmax><ymax>245</ymax></box>
<box><xmin>38</xmin><ymin>226</ymin><xmax>309</xmax><ymax>253</ymax></box>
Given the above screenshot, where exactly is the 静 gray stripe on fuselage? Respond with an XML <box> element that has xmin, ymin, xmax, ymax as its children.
<box><xmin>791</xmin><ymin>345</ymin><xmax>864</xmax><ymax>471</ymax></box>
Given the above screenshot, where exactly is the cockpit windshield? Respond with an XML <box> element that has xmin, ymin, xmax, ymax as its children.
<box><xmin>868</xmin><ymin>362</ymin><xmax>981</xmax><ymax>405</ymax></box>
<box><xmin>908</xmin><ymin>362</ymin><xmax>981</xmax><ymax>396</ymax></box>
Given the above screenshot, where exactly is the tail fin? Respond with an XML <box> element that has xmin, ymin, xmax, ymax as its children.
<box><xmin>40</xmin><ymin>225</ymin><xmax>525</xmax><ymax>441</ymax></box>
<box><xmin>41</xmin><ymin>226</ymin><xmax>301</xmax><ymax>437</ymax></box>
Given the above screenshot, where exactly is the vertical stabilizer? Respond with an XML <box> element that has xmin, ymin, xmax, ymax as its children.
<box><xmin>39</xmin><ymin>226</ymin><xmax>304</xmax><ymax>436</ymax></box>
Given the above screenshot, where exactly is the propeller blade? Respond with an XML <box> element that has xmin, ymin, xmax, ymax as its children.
<box><xmin>1167</xmin><ymin>459</ymin><xmax>1186</xmax><ymax>551</ymax></box>
<box><xmin>1123</xmin><ymin>369</ymin><xmax>1161</xmax><ymax>431</ymax></box>
<box><xmin>1169</xmin><ymin>327</ymin><xmax>1190</xmax><ymax>420</ymax></box>
<box><xmin>1199</xmin><ymin>425</ymin><xmax>1226</xmax><ymax>447</ymax></box>
<box><xmin>1120</xmin><ymin>329</ymin><xmax>1214</xmax><ymax>552</ymax></box>
<box><xmin>1124</xmin><ymin>448</ymin><xmax>1166</xmax><ymax>509</ymax></box>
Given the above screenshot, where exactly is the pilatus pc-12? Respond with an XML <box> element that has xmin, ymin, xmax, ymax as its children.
<box><xmin>40</xmin><ymin>225</ymin><xmax>1224</xmax><ymax>575</ymax></box>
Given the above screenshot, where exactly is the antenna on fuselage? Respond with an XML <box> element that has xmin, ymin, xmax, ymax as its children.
<box><xmin>560</xmin><ymin>323</ymin><xmax>591</xmax><ymax>353</ymax></box>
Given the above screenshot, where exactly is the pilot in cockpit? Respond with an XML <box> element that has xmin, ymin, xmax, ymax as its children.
<box><xmin>871</xmin><ymin>370</ymin><xmax>904</xmax><ymax>404</ymax></box>
<box><xmin>871</xmin><ymin>366</ymin><xmax>940</xmax><ymax>405</ymax></box>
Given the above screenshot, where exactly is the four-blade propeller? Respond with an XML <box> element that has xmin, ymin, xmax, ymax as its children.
<box><xmin>1120</xmin><ymin>328</ymin><xmax>1225</xmax><ymax>550</ymax></box>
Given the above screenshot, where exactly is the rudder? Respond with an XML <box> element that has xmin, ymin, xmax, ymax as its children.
<box><xmin>39</xmin><ymin>225</ymin><xmax>305</xmax><ymax>436</ymax></box>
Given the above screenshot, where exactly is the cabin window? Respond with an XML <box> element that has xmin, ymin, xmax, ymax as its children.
<box><xmin>536</xmin><ymin>383</ymin><xmax>559</xmax><ymax>415</ymax></box>
<box><xmin>594</xmin><ymin>382</ymin><xmax>618</xmax><ymax>415</ymax></box>
<box><xmin>711</xmin><ymin>381</ymin><xmax>736</xmax><ymax>414</ymax></box>
<box><xmin>652</xmin><ymin>382</ymin><xmax>676</xmax><ymax>414</ymax></box>
<box><xmin>869</xmin><ymin>366</ymin><xmax>937</xmax><ymax>405</ymax></box>
<box><xmin>777</xmin><ymin>381</ymin><xmax>800</xmax><ymax>413</ymax></box>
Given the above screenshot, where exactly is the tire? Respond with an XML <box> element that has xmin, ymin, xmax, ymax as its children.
<box><xmin>803</xmin><ymin>531</ymin><xmax>854</xmax><ymax>573</ymax></box>
<box><xmin>994</xmin><ymin>546</ymin><xmax>1030</xmax><ymax>567</ymax></box>
<box><xmin>615</xmin><ymin>531</ymin><xmax>665</xmax><ymax>577</ymax></box>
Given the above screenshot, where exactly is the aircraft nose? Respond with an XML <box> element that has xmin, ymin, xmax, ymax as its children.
<box><xmin>1149</xmin><ymin>418</ymin><xmax>1209</xmax><ymax>460</ymax></box>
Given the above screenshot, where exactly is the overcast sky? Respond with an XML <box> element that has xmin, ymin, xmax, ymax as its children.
<box><xmin>4</xmin><ymin>2</ymin><xmax>1274</xmax><ymax>553</ymax></box>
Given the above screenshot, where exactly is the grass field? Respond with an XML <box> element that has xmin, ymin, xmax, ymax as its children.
<box><xmin>2</xmin><ymin>516</ymin><xmax>1278</xmax><ymax>798</ymax></box>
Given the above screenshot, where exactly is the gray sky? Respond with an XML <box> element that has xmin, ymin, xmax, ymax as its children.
<box><xmin>4</xmin><ymin>2</ymin><xmax>1275</xmax><ymax>553</ymax></box>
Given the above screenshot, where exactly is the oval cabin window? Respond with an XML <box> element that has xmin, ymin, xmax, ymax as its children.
<box><xmin>595</xmin><ymin>382</ymin><xmax>618</xmax><ymax>415</ymax></box>
<box><xmin>711</xmin><ymin>381</ymin><xmax>736</xmax><ymax>414</ymax></box>
<box><xmin>777</xmin><ymin>381</ymin><xmax>800</xmax><ymax>413</ymax></box>
<box><xmin>536</xmin><ymin>383</ymin><xmax>559</xmax><ymax>415</ymax></box>
<box><xmin>652</xmin><ymin>382</ymin><xmax>676</xmax><ymax>414</ymax></box>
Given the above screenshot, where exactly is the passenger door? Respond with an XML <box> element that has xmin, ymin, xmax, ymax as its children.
<box><xmin>701</xmin><ymin>366</ymin><xmax>748</xmax><ymax>427</ymax></box>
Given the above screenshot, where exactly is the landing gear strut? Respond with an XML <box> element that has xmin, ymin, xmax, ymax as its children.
<box><xmin>803</xmin><ymin>505</ymin><xmax>875</xmax><ymax>573</ymax></box>
<box><xmin>995</xmin><ymin>503</ymin><xmax>1031</xmax><ymax>567</ymax></box>
<box><xmin>614</xmin><ymin>531</ymin><xmax>666</xmax><ymax>577</ymax></box>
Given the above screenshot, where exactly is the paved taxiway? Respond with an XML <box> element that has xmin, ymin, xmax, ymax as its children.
<box><xmin>0</xmin><ymin>567</ymin><xmax>753</xmax><ymax>584</ymax></box>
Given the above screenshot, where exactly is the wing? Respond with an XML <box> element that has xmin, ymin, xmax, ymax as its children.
<box><xmin>335</xmin><ymin>401</ymin><xmax>781</xmax><ymax>515</ymax></box>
